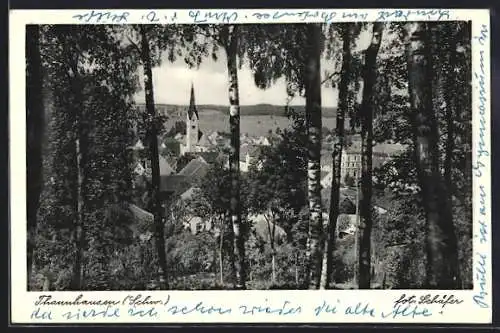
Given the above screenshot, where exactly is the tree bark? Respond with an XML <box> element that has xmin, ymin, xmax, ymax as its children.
<box><xmin>64</xmin><ymin>41</ymin><xmax>86</xmax><ymax>291</ymax></box>
<box><xmin>140</xmin><ymin>26</ymin><xmax>168</xmax><ymax>289</ymax></box>
<box><xmin>71</xmin><ymin>134</ymin><xmax>85</xmax><ymax>290</ymax></box>
<box><xmin>357</xmin><ymin>23</ymin><xmax>383</xmax><ymax>289</ymax></box>
<box><xmin>404</xmin><ymin>22</ymin><xmax>460</xmax><ymax>289</ymax></box>
<box><xmin>443</xmin><ymin>27</ymin><xmax>456</xmax><ymax>195</ymax></box>
<box><xmin>265</xmin><ymin>214</ymin><xmax>277</xmax><ymax>284</ymax></box>
<box><xmin>219</xmin><ymin>217</ymin><xmax>225</xmax><ymax>285</ymax></box>
<box><xmin>224</xmin><ymin>25</ymin><xmax>246</xmax><ymax>289</ymax></box>
<box><xmin>304</xmin><ymin>23</ymin><xmax>324</xmax><ymax>290</ymax></box>
<box><xmin>26</xmin><ymin>25</ymin><xmax>44</xmax><ymax>288</ymax></box>
<box><xmin>320</xmin><ymin>24</ymin><xmax>352</xmax><ymax>290</ymax></box>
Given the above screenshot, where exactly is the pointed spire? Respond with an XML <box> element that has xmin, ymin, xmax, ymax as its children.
<box><xmin>188</xmin><ymin>82</ymin><xmax>198</xmax><ymax>120</ymax></box>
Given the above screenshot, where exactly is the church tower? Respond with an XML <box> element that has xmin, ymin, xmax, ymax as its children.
<box><xmin>186</xmin><ymin>83</ymin><xmax>199</xmax><ymax>152</ymax></box>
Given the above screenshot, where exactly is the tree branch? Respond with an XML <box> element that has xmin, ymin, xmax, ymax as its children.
<box><xmin>321</xmin><ymin>71</ymin><xmax>341</xmax><ymax>85</ymax></box>
<box><xmin>126</xmin><ymin>35</ymin><xmax>142</xmax><ymax>55</ymax></box>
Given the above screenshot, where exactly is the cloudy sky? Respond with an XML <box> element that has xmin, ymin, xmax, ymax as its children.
<box><xmin>134</xmin><ymin>28</ymin><xmax>374</xmax><ymax>107</ymax></box>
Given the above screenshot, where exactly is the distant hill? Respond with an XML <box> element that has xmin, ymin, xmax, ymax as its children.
<box><xmin>136</xmin><ymin>103</ymin><xmax>338</xmax><ymax>118</ymax></box>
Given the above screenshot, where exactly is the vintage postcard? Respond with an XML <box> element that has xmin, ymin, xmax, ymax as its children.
<box><xmin>9</xmin><ymin>8</ymin><xmax>491</xmax><ymax>324</ymax></box>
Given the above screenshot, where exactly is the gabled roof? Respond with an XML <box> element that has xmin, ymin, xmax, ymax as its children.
<box><xmin>127</xmin><ymin>203</ymin><xmax>154</xmax><ymax>236</ymax></box>
<box><xmin>198</xmin><ymin>133</ymin><xmax>211</xmax><ymax>147</ymax></box>
<box><xmin>178</xmin><ymin>156</ymin><xmax>209</xmax><ymax>180</ymax></box>
<box><xmin>194</xmin><ymin>151</ymin><xmax>219</xmax><ymax>164</ymax></box>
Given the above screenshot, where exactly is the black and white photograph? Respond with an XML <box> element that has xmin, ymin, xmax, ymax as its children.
<box><xmin>25</xmin><ymin>21</ymin><xmax>473</xmax><ymax>292</ymax></box>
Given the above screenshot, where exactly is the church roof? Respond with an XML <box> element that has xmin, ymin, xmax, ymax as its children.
<box><xmin>187</xmin><ymin>83</ymin><xmax>199</xmax><ymax>120</ymax></box>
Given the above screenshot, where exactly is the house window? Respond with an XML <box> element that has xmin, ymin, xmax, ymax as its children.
<box><xmin>192</xmin><ymin>125</ymin><xmax>196</xmax><ymax>129</ymax></box>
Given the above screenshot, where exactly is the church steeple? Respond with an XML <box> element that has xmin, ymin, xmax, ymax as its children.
<box><xmin>187</xmin><ymin>83</ymin><xmax>199</xmax><ymax>120</ymax></box>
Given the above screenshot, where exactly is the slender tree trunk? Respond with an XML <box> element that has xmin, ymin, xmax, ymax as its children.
<box><xmin>404</xmin><ymin>22</ymin><xmax>460</xmax><ymax>289</ymax></box>
<box><xmin>64</xmin><ymin>44</ymin><xmax>86</xmax><ymax>291</ymax></box>
<box><xmin>70</xmin><ymin>135</ymin><xmax>85</xmax><ymax>290</ymax></box>
<box><xmin>443</xmin><ymin>29</ymin><xmax>456</xmax><ymax>194</ymax></box>
<box><xmin>295</xmin><ymin>252</ymin><xmax>299</xmax><ymax>286</ymax></box>
<box><xmin>140</xmin><ymin>26</ymin><xmax>168</xmax><ymax>289</ymax></box>
<box><xmin>443</xmin><ymin>25</ymin><xmax>462</xmax><ymax>288</ymax></box>
<box><xmin>320</xmin><ymin>24</ymin><xmax>352</xmax><ymax>290</ymax></box>
<box><xmin>219</xmin><ymin>218</ymin><xmax>225</xmax><ymax>285</ymax></box>
<box><xmin>265</xmin><ymin>214</ymin><xmax>277</xmax><ymax>284</ymax></box>
<box><xmin>357</xmin><ymin>23</ymin><xmax>383</xmax><ymax>289</ymax></box>
<box><xmin>224</xmin><ymin>25</ymin><xmax>246</xmax><ymax>289</ymax></box>
<box><xmin>26</xmin><ymin>25</ymin><xmax>44</xmax><ymax>288</ymax></box>
<box><xmin>304</xmin><ymin>23</ymin><xmax>324</xmax><ymax>290</ymax></box>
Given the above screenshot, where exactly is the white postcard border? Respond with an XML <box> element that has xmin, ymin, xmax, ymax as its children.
<box><xmin>9</xmin><ymin>8</ymin><xmax>492</xmax><ymax>324</ymax></box>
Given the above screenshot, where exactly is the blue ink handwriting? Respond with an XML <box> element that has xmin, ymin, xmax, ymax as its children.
<box><xmin>376</xmin><ymin>9</ymin><xmax>450</xmax><ymax>21</ymax></box>
<box><xmin>239</xmin><ymin>300</ymin><xmax>301</xmax><ymax>316</ymax></box>
<box><xmin>314</xmin><ymin>300</ymin><xmax>338</xmax><ymax>316</ymax></box>
<box><xmin>72</xmin><ymin>10</ymin><xmax>129</xmax><ymax>23</ymax></box>
<box><xmin>62</xmin><ymin>306</ymin><xmax>120</xmax><ymax>320</ymax></box>
<box><xmin>381</xmin><ymin>304</ymin><xmax>432</xmax><ymax>319</ymax></box>
<box><xmin>31</xmin><ymin>307</ymin><xmax>53</xmax><ymax>320</ymax></box>
<box><xmin>189</xmin><ymin>10</ymin><xmax>238</xmax><ymax>24</ymax></box>
<box><xmin>473</xmin><ymin>252</ymin><xmax>489</xmax><ymax>308</ymax></box>
<box><xmin>345</xmin><ymin>302</ymin><xmax>376</xmax><ymax>317</ymax></box>
<box><xmin>164</xmin><ymin>295</ymin><xmax>232</xmax><ymax>315</ymax></box>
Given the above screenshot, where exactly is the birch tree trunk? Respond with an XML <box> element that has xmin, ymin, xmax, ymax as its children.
<box><xmin>26</xmin><ymin>25</ymin><xmax>44</xmax><ymax>288</ymax></box>
<box><xmin>224</xmin><ymin>25</ymin><xmax>246</xmax><ymax>289</ymax></box>
<box><xmin>358</xmin><ymin>23</ymin><xmax>383</xmax><ymax>289</ymax></box>
<box><xmin>304</xmin><ymin>23</ymin><xmax>324</xmax><ymax>289</ymax></box>
<box><xmin>140</xmin><ymin>26</ymin><xmax>169</xmax><ymax>289</ymax></box>
<box><xmin>404</xmin><ymin>22</ymin><xmax>460</xmax><ymax>289</ymax></box>
<box><xmin>61</xmin><ymin>40</ymin><xmax>87</xmax><ymax>291</ymax></box>
<box><xmin>320</xmin><ymin>24</ymin><xmax>352</xmax><ymax>289</ymax></box>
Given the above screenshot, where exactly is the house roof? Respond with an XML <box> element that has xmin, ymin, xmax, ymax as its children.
<box><xmin>178</xmin><ymin>156</ymin><xmax>209</xmax><ymax>180</ymax></box>
<box><xmin>198</xmin><ymin>133</ymin><xmax>211</xmax><ymax>147</ymax></box>
<box><xmin>160</xmin><ymin>174</ymin><xmax>189</xmax><ymax>194</ymax></box>
<box><xmin>127</xmin><ymin>203</ymin><xmax>154</xmax><ymax>235</ymax></box>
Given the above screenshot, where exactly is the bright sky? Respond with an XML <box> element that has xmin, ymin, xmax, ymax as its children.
<box><xmin>134</xmin><ymin>28</ymin><xmax>374</xmax><ymax>107</ymax></box>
